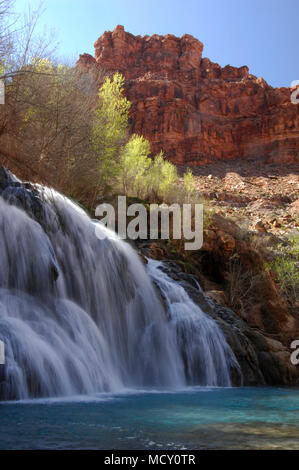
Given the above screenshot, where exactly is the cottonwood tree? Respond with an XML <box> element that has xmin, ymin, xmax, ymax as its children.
<box><xmin>119</xmin><ymin>134</ymin><xmax>151</xmax><ymax>196</ymax></box>
<box><xmin>91</xmin><ymin>72</ymin><xmax>130</xmax><ymax>195</ymax></box>
<box><xmin>142</xmin><ymin>151</ymin><xmax>178</xmax><ymax>202</ymax></box>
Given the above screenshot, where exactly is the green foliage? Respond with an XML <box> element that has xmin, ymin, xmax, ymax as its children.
<box><xmin>159</xmin><ymin>158</ymin><xmax>178</xmax><ymax>200</ymax></box>
<box><xmin>30</xmin><ymin>57</ymin><xmax>55</xmax><ymax>73</ymax></box>
<box><xmin>144</xmin><ymin>151</ymin><xmax>178</xmax><ymax>202</ymax></box>
<box><xmin>183</xmin><ymin>168</ymin><xmax>196</xmax><ymax>202</ymax></box>
<box><xmin>144</xmin><ymin>151</ymin><xmax>164</xmax><ymax>199</ymax></box>
<box><xmin>91</xmin><ymin>72</ymin><xmax>130</xmax><ymax>190</ymax></box>
<box><xmin>119</xmin><ymin>134</ymin><xmax>151</xmax><ymax>195</ymax></box>
<box><xmin>90</xmin><ymin>74</ymin><xmax>178</xmax><ymax>201</ymax></box>
<box><xmin>0</xmin><ymin>59</ymin><xmax>6</xmax><ymax>77</ymax></box>
<box><xmin>117</xmin><ymin>141</ymin><xmax>179</xmax><ymax>202</ymax></box>
<box><xmin>265</xmin><ymin>233</ymin><xmax>299</xmax><ymax>305</ymax></box>
<box><xmin>21</xmin><ymin>58</ymin><xmax>69</xmax><ymax>124</ymax></box>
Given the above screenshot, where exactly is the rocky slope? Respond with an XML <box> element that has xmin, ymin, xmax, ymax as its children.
<box><xmin>78</xmin><ymin>25</ymin><xmax>299</xmax><ymax>165</ymax></box>
<box><xmin>178</xmin><ymin>159</ymin><xmax>299</xmax><ymax>236</ymax></box>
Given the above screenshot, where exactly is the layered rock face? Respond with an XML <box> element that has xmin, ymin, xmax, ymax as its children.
<box><xmin>78</xmin><ymin>25</ymin><xmax>299</xmax><ymax>165</ymax></box>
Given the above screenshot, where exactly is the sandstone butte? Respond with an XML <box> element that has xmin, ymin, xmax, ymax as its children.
<box><xmin>77</xmin><ymin>25</ymin><xmax>299</xmax><ymax>166</ymax></box>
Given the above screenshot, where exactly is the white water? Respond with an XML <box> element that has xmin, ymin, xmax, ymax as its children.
<box><xmin>0</xmin><ymin>188</ymin><xmax>238</xmax><ymax>400</ymax></box>
<box><xmin>147</xmin><ymin>260</ymin><xmax>238</xmax><ymax>386</ymax></box>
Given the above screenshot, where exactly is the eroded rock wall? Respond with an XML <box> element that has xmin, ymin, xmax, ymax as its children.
<box><xmin>78</xmin><ymin>25</ymin><xmax>299</xmax><ymax>165</ymax></box>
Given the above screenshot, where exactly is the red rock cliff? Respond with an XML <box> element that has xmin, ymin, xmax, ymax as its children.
<box><xmin>78</xmin><ymin>25</ymin><xmax>299</xmax><ymax>165</ymax></box>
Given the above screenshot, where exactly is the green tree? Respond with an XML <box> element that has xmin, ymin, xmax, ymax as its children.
<box><xmin>158</xmin><ymin>155</ymin><xmax>178</xmax><ymax>201</ymax></box>
<box><xmin>119</xmin><ymin>134</ymin><xmax>151</xmax><ymax>195</ymax></box>
<box><xmin>91</xmin><ymin>72</ymin><xmax>130</xmax><ymax>192</ymax></box>
<box><xmin>145</xmin><ymin>151</ymin><xmax>178</xmax><ymax>202</ymax></box>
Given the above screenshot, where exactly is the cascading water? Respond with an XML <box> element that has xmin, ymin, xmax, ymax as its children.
<box><xmin>146</xmin><ymin>260</ymin><xmax>238</xmax><ymax>386</ymax></box>
<box><xmin>0</xmin><ymin>181</ymin><xmax>238</xmax><ymax>400</ymax></box>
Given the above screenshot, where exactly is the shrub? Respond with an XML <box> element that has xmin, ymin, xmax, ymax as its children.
<box><xmin>265</xmin><ymin>233</ymin><xmax>299</xmax><ymax>306</ymax></box>
<box><xmin>144</xmin><ymin>151</ymin><xmax>178</xmax><ymax>202</ymax></box>
<box><xmin>119</xmin><ymin>134</ymin><xmax>151</xmax><ymax>196</ymax></box>
<box><xmin>183</xmin><ymin>168</ymin><xmax>196</xmax><ymax>202</ymax></box>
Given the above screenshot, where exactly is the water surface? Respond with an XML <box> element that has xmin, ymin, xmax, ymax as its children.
<box><xmin>1</xmin><ymin>387</ymin><xmax>298</xmax><ymax>449</ymax></box>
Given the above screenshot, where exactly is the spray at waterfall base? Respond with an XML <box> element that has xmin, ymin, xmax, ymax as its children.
<box><xmin>95</xmin><ymin>196</ymin><xmax>203</xmax><ymax>250</ymax></box>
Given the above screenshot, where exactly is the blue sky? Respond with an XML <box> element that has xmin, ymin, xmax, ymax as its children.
<box><xmin>14</xmin><ymin>0</ymin><xmax>299</xmax><ymax>87</ymax></box>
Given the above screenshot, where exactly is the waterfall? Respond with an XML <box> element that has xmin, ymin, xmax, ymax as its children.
<box><xmin>0</xmin><ymin>184</ymin><xmax>238</xmax><ymax>400</ymax></box>
<box><xmin>146</xmin><ymin>260</ymin><xmax>238</xmax><ymax>386</ymax></box>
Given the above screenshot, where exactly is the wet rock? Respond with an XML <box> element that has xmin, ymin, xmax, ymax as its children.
<box><xmin>1</xmin><ymin>185</ymin><xmax>44</xmax><ymax>222</ymax></box>
<box><xmin>0</xmin><ymin>166</ymin><xmax>45</xmax><ymax>223</ymax></box>
<box><xmin>0</xmin><ymin>166</ymin><xmax>21</xmax><ymax>192</ymax></box>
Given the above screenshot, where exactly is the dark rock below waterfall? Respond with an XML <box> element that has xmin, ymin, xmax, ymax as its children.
<box><xmin>0</xmin><ymin>166</ymin><xmax>21</xmax><ymax>190</ymax></box>
<box><xmin>0</xmin><ymin>166</ymin><xmax>45</xmax><ymax>222</ymax></box>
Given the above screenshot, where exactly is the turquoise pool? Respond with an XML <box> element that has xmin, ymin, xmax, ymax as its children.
<box><xmin>0</xmin><ymin>387</ymin><xmax>298</xmax><ymax>449</ymax></box>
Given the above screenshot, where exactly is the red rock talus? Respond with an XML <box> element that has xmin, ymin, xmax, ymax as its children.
<box><xmin>78</xmin><ymin>25</ymin><xmax>299</xmax><ymax>165</ymax></box>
